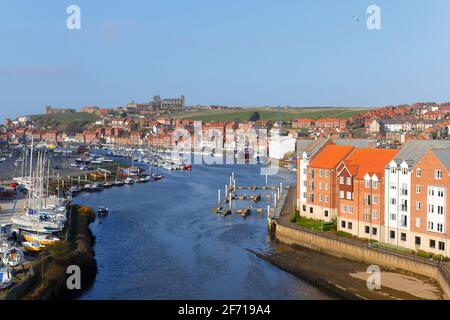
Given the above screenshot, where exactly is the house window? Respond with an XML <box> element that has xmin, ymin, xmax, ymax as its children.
<box><xmin>365</xmin><ymin>195</ymin><xmax>371</xmax><ymax>205</ymax></box>
<box><xmin>402</xmin><ymin>167</ymin><xmax>408</xmax><ymax>175</ymax></box>
<box><xmin>439</xmin><ymin>242</ymin><xmax>445</xmax><ymax>251</ymax></box>
<box><xmin>319</xmin><ymin>170</ymin><xmax>323</xmax><ymax>177</ymax></box>
<box><xmin>438</xmin><ymin>189</ymin><xmax>444</xmax><ymax>197</ymax></box>
<box><xmin>390</xmin><ymin>198</ymin><xmax>397</xmax><ymax>205</ymax></box>
<box><xmin>372</xmin><ymin>228</ymin><xmax>377</xmax><ymax>236</ymax></box>
<box><xmin>319</xmin><ymin>195</ymin><xmax>323</xmax><ymax>202</ymax></box>
<box><xmin>339</xmin><ymin>191</ymin><xmax>345</xmax><ymax>199</ymax></box>
<box><xmin>348</xmin><ymin>206</ymin><xmax>353</xmax><ymax>213</ymax></box>
<box><xmin>341</xmin><ymin>220</ymin><xmax>346</xmax><ymax>228</ymax></box>
<box><xmin>365</xmin><ymin>180</ymin><xmax>371</xmax><ymax>188</ymax></box>
<box><xmin>416</xmin><ymin>168</ymin><xmax>422</xmax><ymax>177</ymax></box>
<box><xmin>428</xmin><ymin>221</ymin><xmax>434</xmax><ymax>230</ymax></box>
<box><xmin>390</xmin><ymin>213</ymin><xmax>396</xmax><ymax>221</ymax></box>
<box><xmin>437</xmin><ymin>223</ymin><xmax>443</xmax><ymax>232</ymax></box>
<box><xmin>430</xmin><ymin>239</ymin><xmax>436</xmax><ymax>249</ymax></box>
<box><xmin>415</xmin><ymin>218</ymin><xmax>421</xmax><ymax>228</ymax></box>
<box><xmin>416</xmin><ymin>201</ymin><xmax>421</xmax><ymax>210</ymax></box>
<box><xmin>416</xmin><ymin>185</ymin><xmax>421</xmax><ymax>194</ymax></box>
<box><xmin>372</xmin><ymin>181</ymin><xmax>378</xmax><ymax>189</ymax></box>
<box><xmin>302</xmin><ymin>205</ymin><xmax>306</xmax><ymax>212</ymax></box>
<box><xmin>415</xmin><ymin>236</ymin><xmax>421</xmax><ymax>246</ymax></box>
<box><xmin>429</xmin><ymin>204</ymin><xmax>434</xmax><ymax>214</ymax></box>
<box><xmin>372</xmin><ymin>210</ymin><xmax>378</xmax><ymax>220</ymax></box>
<box><xmin>341</xmin><ymin>205</ymin><xmax>347</xmax><ymax>213</ymax></box>
<box><xmin>324</xmin><ymin>196</ymin><xmax>328</xmax><ymax>203</ymax></box>
<box><xmin>438</xmin><ymin>206</ymin><xmax>444</xmax><ymax>215</ymax></box>
<box><xmin>373</xmin><ymin>195</ymin><xmax>378</xmax><ymax>204</ymax></box>
<box><xmin>365</xmin><ymin>226</ymin><xmax>370</xmax><ymax>234</ymax></box>
<box><xmin>324</xmin><ymin>183</ymin><xmax>328</xmax><ymax>191</ymax></box>
<box><xmin>319</xmin><ymin>182</ymin><xmax>322</xmax><ymax>190</ymax></box>
<box><xmin>346</xmin><ymin>192</ymin><xmax>352</xmax><ymax>200</ymax></box>
<box><xmin>435</xmin><ymin>170</ymin><xmax>443</xmax><ymax>179</ymax></box>
<box><xmin>390</xmin><ymin>167</ymin><xmax>396</xmax><ymax>174</ymax></box>
<box><xmin>401</xmin><ymin>233</ymin><xmax>407</xmax><ymax>241</ymax></box>
<box><xmin>390</xmin><ymin>230</ymin><xmax>396</xmax><ymax>239</ymax></box>
<box><xmin>348</xmin><ymin>222</ymin><xmax>353</xmax><ymax>230</ymax></box>
<box><xmin>346</xmin><ymin>177</ymin><xmax>352</xmax><ymax>185</ymax></box>
<box><xmin>309</xmin><ymin>207</ymin><xmax>313</xmax><ymax>214</ymax></box>
<box><xmin>324</xmin><ymin>210</ymin><xmax>329</xmax><ymax>217</ymax></box>
<box><xmin>364</xmin><ymin>209</ymin><xmax>370</xmax><ymax>221</ymax></box>
<box><xmin>339</xmin><ymin>176</ymin><xmax>344</xmax><ymax>184</ymax></box>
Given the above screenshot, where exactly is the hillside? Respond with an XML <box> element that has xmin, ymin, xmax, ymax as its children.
<box><xmin>30</xmin><ymin>112</ymin><xmax>100</xmax><ymax>134</ymax></box>
<box><xmin>173</xmin><ymin>107</ymin><xmax>370</xmax><ymax>122</ymax></box>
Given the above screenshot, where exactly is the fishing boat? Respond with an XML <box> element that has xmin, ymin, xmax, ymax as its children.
<box><xmin>22</xmin><ymin>232</ymin><xmax>60</xmax><ymax>246</ymax></box>
<box><xmin>0</xmin><ymin>268</ymin><xmax>13</xmax><ymax>290</ymax></box>
<box><xmin>97</xmin><ymin>206</ymin><xmax>109</xmax><ymax>217</ymax></box>
<box><xmin>237</xmin><ymin>206</ymin><xmax>252</xmax><ymax>217</ymax></box>
<box><xmin>124</xmin><ymin>177</ymin><xmax>135</xmax><ymax>185</ymax></box>
<box><xmin>22</xmin><ymin>241</ymin><xmax>45</xmax><ymax>253</ymax></box>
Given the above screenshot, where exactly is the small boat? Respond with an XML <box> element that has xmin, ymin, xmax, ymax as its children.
<box><xmin>0</xmin><ymin>268</ymin><xmax>13</xmax><ymax>290</ymax></box>
<box><xmin>97</xmin><ymin>206</ymin><xmax>109</xmax><ymax>217</ymax></box>
<box><xmin>22</xmin><ymin>233</ymin><xmax>60</xmax><ymax>246</ymax></box>
<box><xmin>113</xmin><ymin>180</ymin><xmax>125</xmax><ymax>187</ymax></box>
<box><xmin>124</xmin><ymin>177</ymin><xmax>135</xmax><ymax>185</ymax></box>
<box><xmin>237</xmin><ymin>206</ymin><xmax>252</xmax><ymax>217</ymax></box>
<box><xmin>102</xmin><ymin>182</ymin><xmax>113</xmax><ymax>188</ymax></box>
<box><xmin>151</xmin><ymin>173</ymin><xmax>163</xmax><ymax>180</ymax></box>
<box><xmin>22</xmin><ymin>241</ymin><xmax>45</xmax><ymax>253</ymax></box>
<box><xmin>69</xmin><ymin>186</ymin><xmax>82</xmax><ymax>194</ymax></box>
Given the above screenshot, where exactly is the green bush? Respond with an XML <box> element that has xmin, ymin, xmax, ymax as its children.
<box><xmin>432</xmin><ymin>254</ymin><xmax>449</xmax><ymax>262</ymax></box>
<box><xmin>417</xmin><ymin>250</ymin><xmax>433</xmax><ymax>259</ymax></box>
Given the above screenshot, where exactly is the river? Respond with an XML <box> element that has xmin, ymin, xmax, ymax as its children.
<box><xmin>76</xmin><ymin>162</ymin><xmax>332</xmax><ymax>299</ymax></box>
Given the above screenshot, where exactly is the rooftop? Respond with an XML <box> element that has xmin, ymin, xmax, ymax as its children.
<box><xmin>309</xmin><ymin>144</ymin><xmax>354</xmax><ymax>169</ymax></box>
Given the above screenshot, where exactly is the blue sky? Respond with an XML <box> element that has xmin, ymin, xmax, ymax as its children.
<box><xmin>1</xmin><ymin>0</ymin><xmax>450</xmax><ymax>120</ymax></box>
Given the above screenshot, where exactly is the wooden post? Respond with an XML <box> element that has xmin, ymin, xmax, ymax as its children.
<box><xmin>225</xmin><ymin>185</ymin><xmax>228</xmax><ymax>200</ymax></box>
<box><xmin>265</xmin><ymin>174</ymin><xmax>268</xmax><ymax>186</ymax></box>
<box><xmin>218</xmin><ymin>189</ymin><xmax>221</xmax><ymax>208</ymax></box>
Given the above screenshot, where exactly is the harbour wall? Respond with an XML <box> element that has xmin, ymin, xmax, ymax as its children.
<box><xmin>276</xmin><ymin>221</ymin><xmax>450</xmax><ymax>299</ymax></box>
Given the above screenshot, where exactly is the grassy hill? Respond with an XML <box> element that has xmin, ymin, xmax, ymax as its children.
<box><xmin>173</xmin><ymin>107</ymin><xmax>370</xmax><ymax>122</ymax></box>
<box><xmin>31</xmin><ymin>112</ymin><xmax>100</xmax><ymax>134</ymax></box>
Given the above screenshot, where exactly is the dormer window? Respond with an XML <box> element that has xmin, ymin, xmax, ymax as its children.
<box><xmin>416</xmin><ymin>168</ymin><xmax>422</xmax><ymax>177</ymax></box>
<box><xmin>390</xmin><ymin>167</ymin><xmax>396</xmax><ymax>174</ymax></box>
<box><xmin>435</xmin><ymin>170</ymin><xmax>443</xmax><ymax>179</ymax></box>
<box><xmin>402</xmin><ymin>168</ymin><xmax>408</xmax><ymax>175</ymax></box>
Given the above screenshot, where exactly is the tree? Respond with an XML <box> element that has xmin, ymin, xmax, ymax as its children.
<box><xmin>249</xmin><ymin>111</ymin><xmax>261</xmax><ymax>122</ymax></box>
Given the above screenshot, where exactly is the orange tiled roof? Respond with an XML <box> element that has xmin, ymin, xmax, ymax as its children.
<box><xmin>341</xmin><ymin>148</ymin><xmax>398</xmax><ymax>179</ymax></box>
<box><xmin>309</xmin><ymin>145</ymin><xmax>354</xmax><ymax>169</ymax></box>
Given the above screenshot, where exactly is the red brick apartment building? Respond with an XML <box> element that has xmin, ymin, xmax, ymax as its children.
<box><xmin>410</xmin><ymin>149</ymin><xmax>450</xmax><ymax>257</ymax></box>
<box><xmin>296</xmin><ymin>139</ymin><xmax>450</xmax><ymax>257</ymax></box>
<box><xmin>336</xmin><ymin>148</ymin><xmax>398</xmax><ymax>241</ymax></box>
<box><xmin>301</xmin><ymin>144</ymin><xmax>354</xmax><ymax>222</ymax></box>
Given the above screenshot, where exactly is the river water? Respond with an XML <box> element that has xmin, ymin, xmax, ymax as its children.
<box><xmin>76</xmin><ymin>163</ymin><xmax>331</xmax><ymax>299</ymax></box>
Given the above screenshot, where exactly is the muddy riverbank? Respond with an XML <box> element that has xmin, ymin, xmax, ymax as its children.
<box><xmin>256</xmin><ymin>243</ymin><xmax>444</xmax><ymax>300</ymax></box>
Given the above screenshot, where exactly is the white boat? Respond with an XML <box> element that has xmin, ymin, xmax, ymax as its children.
<box><xmin>0</xmin><ymin>268</ymin><xmax>13</xmax><ymax>289</ymax></box>
<box><xmin>0</xmin><ymin>157</ymin><xmax>6</xmax><ymax>163</ymax></box>
<box><xmin>97</xmin><ymin>206</ymin><xmax>109</xmax><ymax>217</ymax></box>
<box><xmin>124</xmin><ymin>177</ymin><xmax>135</xmax><ymax>185</ymax></box>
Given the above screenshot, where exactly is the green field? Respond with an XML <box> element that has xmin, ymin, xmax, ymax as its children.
<box><xmin>173</xmin><ymin>107</ymin><xmax>369</xmax><ymax>122</ymax></box>
<box><xmin>31</xmin><ymin>112</ymin><xmax>100</xmax><ymax>133</ymax></box>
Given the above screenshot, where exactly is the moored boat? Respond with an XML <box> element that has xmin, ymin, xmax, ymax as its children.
<box><xmin>22</xmin><ymin>241</ymin><xmax>45</xmax><ymax>253</ymax></box>
<box><xmin>97</xmin><ymin>206</ymin><xmax>110</xmax><ymax>217</ymax></box>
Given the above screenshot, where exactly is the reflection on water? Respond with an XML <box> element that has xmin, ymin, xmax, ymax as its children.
<box><xmin>78</xmin><ymin>164</ymin><xmax>332</xmax><ymax>300</ymax></box>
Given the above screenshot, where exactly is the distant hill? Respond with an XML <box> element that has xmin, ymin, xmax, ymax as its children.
<box><xmin>174</xmin><ymin>107</ymin><xmax>370</xmax><ymax>122</ymax></box>
<box><xmin>30</xmin><ymin>112</ymin><xmax>100</xmax><ymax>134</ymax></box>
